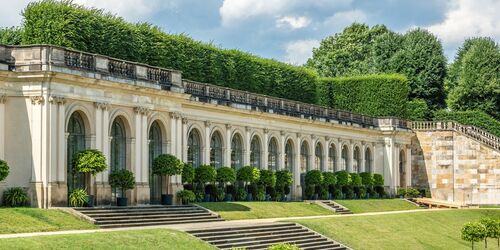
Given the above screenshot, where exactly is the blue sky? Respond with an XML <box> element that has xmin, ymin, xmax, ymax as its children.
<box><xmin>1</xmin><ymin>0</ymin><xmax>499</xmax><ymax>64</ymax></box>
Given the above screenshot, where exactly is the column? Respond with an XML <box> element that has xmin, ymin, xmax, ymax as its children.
<box><xmin>134</xmin><ymin>108</ymin><xmax>143</xmax><ymax>183</ymax></box>
<box><xmin>406</xmin><ymin>145</ymin><xmax>412</xmax><ymax>187</ymax></box>
<box><xmin>141</xmin><ymin>110</ymin><xmax>149</xmax><ymax>184</ymax></box>
<box><xmin>293</xmin><ymin>134</ymin><xmax>301</xmax><ymax>200</ymax></box>
<box><xmin>176</xmin><ymin>113</ymin><xmax>182</xmax><ymax>159</ymax></box>
<box><xmin>336</xmin><ymin>140</ymin><xmax>342</xmax><ymax>171</ymax></box>
<box><xmin>0</xmin><ymin>95</ymin><xmax>5</xmax><ymax>160</ymax></box>
<box><xmin>225</xmin><ymin>124</ymin><xmax>232</xmax><ymax>167</ymax></box>
<box><xmin>360</xmin><ymin>142</ymin><xmax>366</xmax><ymax>173</ymax></box>
<box><xmin>169</xmin><ymin>113</ymin><xmax>177</xmax><ymax>156</ymax></box>
<box><xmin>347</xmin><ymin>140</ymin><xmax>354</xmax><ymax>172</ymax></box>
<box><xmin>262</xmin><ymin>129</ymin><xmax>269</xmax><ymax>169</ymax></box>
<box><xmin>244</xmin><ymin>126</ymin><xmax>251</xmax><ymax>166</ymax></box>
<box><xmin>181</xmin><ymin>118</ymin><xmax>188</xmax><ymax>162</ymax></box>
<box><xmin>204</xmin><ymin>121</ymin><xmax>211</xmax><ymax>164</ymax></box>
<box><xmin>279</xmin><ymin>131</ymin><xmax>285</xmax><ymax>170</ymax></box>
<box><xmin>323</xmin><ymin>137</ymin><xmax>329</xmax><ymax>172</ymax></box>
<box><xmin>49</xmin><ymin>96</ymin><xmax>64</xmax><ymax>206</ymax></box>
<box><xmin>102</xmin><ymin>105</ymin><xmax>110</xmax><ymax>183</ymax></box>
<box><xmin>30</xmin><ymin>96</ymin><xmax>46</xmax><ymax>208</ymax></box>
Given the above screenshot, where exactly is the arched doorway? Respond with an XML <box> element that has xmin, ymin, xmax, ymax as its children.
<box><xmin>399</xmin><ymin>150</ymin><xmax>406</xmax><ymax>187</ymax></box>
<box><xmin>231</xmin><ymin>133</ymin><xmax>243</xmax><ymax>169</ymax></box>
<box><xmin>67</xmin><ymin>112</ymin><xmax>87</xmax><ymax>194</ymax></box>
<box><xmin>268</xmin><ymin>137</ymin><xmax>278</xmax><ymax>171</ymax></box>
<box><xmin>328</xmin><ymin>144</ymin><xmax>336</xmax><ymax>172</ymax></box>
<box><xmin>148</xmin><ymin>121</ymin><xmax>162</xmax><ymax>204</ymax></box>
<box><xmin>110</xmin><ymin>117</ymin><xmax>127</xmax><ymax>200</ymax></box>
<box><xmin>250</xmin><ymin>136</ymin><xmax>262</xmax><ymax>168</ymax></box>
<box><xmin>210</xmin><ymin>131</ymin><xmax>223</xmax><ymax>168</ymax></box>
<box><xmin>187</xmin><ymin>129</ymin><xmax>202</xmax><ymax>167</ymax></box>
<box><xmin>284</xmin><ymin>140</ymin><xmax>294</xmax><ymax>172</ymax></box>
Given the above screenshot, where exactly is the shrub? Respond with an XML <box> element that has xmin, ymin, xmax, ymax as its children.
<box><xmin>68</xmin><ymin>188</ymin><xmax>88</xmax><ymax>207</ymax></box>
<box><xmin>275</xmin><ymin>170</ymin><xmax>293</xmax><ymax>188</ymax></box>
<box><xmin>3</xmin><ymin>187</ymin><xmax>28</xmax><ymax>207</ymax></box>
<box><xmin>237</xmin><ymin>166</ymin><xmax>260</xmax><ymax>184</ymax></box>
<box><xmin>247</xmin><ymin>184</ymin><xmax>258</xmax><ymax>199</ymax></box>
<box><xmin>216</xmin><ymin>166</ymin><xmax>236</xmax><ymax>185</ymax></box>
<box><xmin>258</xmin><ymin>169</ymin><xmax>276</xmax><ymax>187</ymax></box>
<box><xmin>283</xmin><ymin>185</ymin><xmax>291</xmax><ymax>196</ymax></box>
<box><xmin>342</xmin><ymin>186</ymin><xmax>355</xmax><ymax>199</ymax></box>
<box><xmin>195</xmin><ymin>165</ymin><xmax>217</xmax><ymax>184</ymax></box>
<box><xmin>182</xmin><ymin>164</ymin><xmax>195</xmax><ymax>184</ymax></box>
<box><xmin>21</xmin><ymin>0</ymin><xmax>318</xmax><ymax>104</ymax></box>
<box><xmin>176</xmin><ymin>190</ymin><xmax>196</xmax><ymax>204</ymax></box>
<box><xmin>216</xmin><ymin>187</ymin><xmax>225</xmax><ymax>201</ymax></box>
<box><xmin>305</xmin><ymin>185</ymin><xmax>315</xmax><ymax>199</ymax></box>
<box><xmin>0</xmin><ymin>159</ymin><xmax>10</xmax><ymax>182</ymax></box>
<box><xmin>480</xmin><ymin>217</ymin><xmax>500</xmax><ymax>248</ymax></box>
<box><xmin>266</xmin><ymin>186</ymin><xmax>276</xmax><ymax>199</ymax></box>
<box><xmin>373</xmin><ymin>173</ymin><xmax>384</xmax><ymax>186</ymax></box>
<box><xmin>226</xmin><ymin>185</ymin><xmax>237</xmax><ymax>198</ymax></box>
<box><xmin>72</xmin><ymin>149</ymin><xmax>108</xmax><ymax>175</ymax></box>
<box><xmin>109</xmin><ymin>169</ymin><xmax>135</xmax><ymax>198</ymax></box>
<box><xmin>322</xmin><ymin>172</ymin><xmax>337</xmax><ymax>186</ymax></box>
<box><xmin>433</xmin><ymin>110</ymin><xmax>500</xmax><ymax>137</ymax></box>
<box><xmin>335</xmin><ymin>171</ymin><xmax>351</xmax><ymax>186</ymax></box>
<box><xmin>305</xmin><ymin>170</ymin><xmax>323</xmax><ymax>186</ymax></box>
<box><xmin>268</xmin><ymin>243</ymin><xmax>300</xmax><ymax>250</ymax></box>
<box><xmin>205</xmin><ymin>184</ymin><xmax>218</xmax><ymax>198</ymax></box>
<box><xmin>461</xmin><ymin>222</ymin><xmax>487</xmax><ymax>249</ymax></box>
<box><xmin>359</xmin><ymin>172</ymin><xmax>374</xmax><ymax>186</ymax></box>
<box><xmin>256</xmin><ymin>188</ymin><xmax>266</xmax><ymax>201</ymax></box>
<box><xmin>317</xmin><ymin>74</ymin><xmax>409</xmax><ymax>117</ymax></box>
<box><xmin>236</xmin><ymin>187</ymin><xmax>247</xmax><ymax>201</ymax></box>
<box><xmin>152</xmin><ymin>154</ymin><xmax>183</xmax><ymax>194</ymax></box>
<box><xmin>406</xmin><ymin>99</ymin><xmax>429</xmax><ymax>120</ymax></box>
<box><xmin>349</xmin><ymin>173</ymin><xmax>362</xmax><ymax>186</ymax></box>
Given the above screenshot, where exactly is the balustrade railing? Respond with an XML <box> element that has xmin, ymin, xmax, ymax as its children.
<box><xmin>64</xmin><ymin>50</ymin><xmax>94</xmax><ymax>71</ymax></box>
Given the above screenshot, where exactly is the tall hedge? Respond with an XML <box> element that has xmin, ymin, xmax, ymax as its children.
<box><xmin>318</xmin><ymin>74</ymin><xmax>409</xmax><ymax>117</ymax></box>
<box><xmin>20</xmin><ymin>0</ymin><xmax>317</xmax><ymax>103</ymax></box>
<box><xmin>433</xmin><ymin>110</ymin><xmax>500</xmax><ymax>137</ymax></box>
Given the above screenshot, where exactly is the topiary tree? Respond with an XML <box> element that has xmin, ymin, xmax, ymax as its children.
<box><xmin>258</xmin><ymin>169</ymin><xmax>276</xmax><ymax>188</ymax></box>
<box><xmin>480</xmin><ymin>217</ymin><xmax>500</xmax><ymax>248</ymax></box>
<box><xmin>335</xmin><ymin>171</ymin><xmax>351</xmax><ymax>186</ymax></box>
<box><xmin>461</xmin><ymin>222</ymin><xmax>487</xmax><ymax>250</ymax></box>
<box><xmin>373</xmin><ymin>173</ymin><xmax>384</xmax><ymax>186</ymax></box>
<box><xmin>305</xmin><ymin>170</ymin><xmax>323</xmax><ymax>199</ymax></box>
<box><xmin>152</xmin><ymin>154</ymin><xmax>183</xmax><ymax>203</ymax></box>
<box><xmin>182</xmin><ymin>163</ymin><xmax>194</xmax><ymax>185</ymax></box>
<box><xmin>360</xmin><ymin>172</ymin><xmax>374</xmax><ymax>186</ymax></box>
<box><xmin>349</xmin><ymin>173</ymin><xmax>362</xmax><ymax>186</ymax></box>
<box><xmin>237</xmin><ymin>166</ymin><xmax>260</xmax><ymax>187</ymax></box>
<box><xmin>195</xmin><ymin>165</ymin><xmax>217</xmax><ymax>194</ymax></box>
<box><xmin>72</xmin><ymin>149</ymin><xmax>108</xmax><ymax>176</ymax></box>
<box><xmin>216</xmin><ymin>166</ymin><xmax>236</xmax><ymax>187</ymax></box>
<box><xmin>275</xmin><ymin>170</ymin><xmax>293</xmax><ymax>198</ymax></box>
<box><xmin>322</xmin><ymin>172</ymin><xmax>337</xmax><ymax>186</ymax></box>
<box><xmin>0</xmin><ymin>159</ymin><xmax>9</xmax><ymax>182</ymax></box>
<box><xmin>109</xmin><ymin>169</ymin><xmax>135</xmax><ymax>206</ymax></box>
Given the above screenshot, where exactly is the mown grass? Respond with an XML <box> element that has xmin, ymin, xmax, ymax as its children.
<box><xmin>197</xmin><ymin>201</ymin><xmax>333</xmax><ymax>220</ymax></box>
<box><xmin>0</xmin><ymin>229</ymin><xmax>215</xmax><ymax>250</ymax></box>
<box><xmin>335</xmin><ymin>199</ymin><xmax>421</xmax><ymax>213</ymax></box>
<box><xmin>0</xmin><ymin>208</ymin><xmax>96</xmax><ymax>234</ymax></box>
<box><xmin>293</xmin><ymin>209</ymin><xmax>500</xmax><ymax>250</ymax></box>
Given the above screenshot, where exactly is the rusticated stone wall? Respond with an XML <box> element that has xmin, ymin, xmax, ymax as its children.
<box><xmin>411</xmin><ymin>131</ymin><xmax>499</xmax><ymax>204</ymax></box>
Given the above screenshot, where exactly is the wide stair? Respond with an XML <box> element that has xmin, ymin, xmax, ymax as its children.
<box><xmin>187</xmin><ymin>222</ymin><xmax>349</xmax><ymax>250</ymax></box>
<box><xmin>321</xmin><ymin>201</ymin><xmax>353</xmax><ymax>215</ymax></box>
<box><xmin>73</xmin><ymin>205</ymin><xmax>224</xmax><ymax>228</ymax></box>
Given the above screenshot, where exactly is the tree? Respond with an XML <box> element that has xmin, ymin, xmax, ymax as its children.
<box><xmin>461</xmin><ymin>222</ymin><xmax>487</xmax><ymax>250</ymax></box>
<box><xmin>109</xmin><ymin>169</ymin><xmax>135</xmax><ymax>199</ymax></box>
<box><xmin>370</xmin><ymin>31</ymin><xmax>404</xmax><ymax>73</ymax></box>
<box><xmin>72</xmin><ymin>149</ymin><xmax>108</xmax><ymax>176</ymax></box>
<box><xmin>216</xmin><ymin>166</ymin><xmax>236</xmax><ymax>187</ymax></box>
<box><xmin>389</xmin><ymin>28</ymin><xmax>447</xmax><ymax>110</ymax></box>
<box><xmin>0</xmin><ymin>159</ymin><xmax>9</xmax><ymax>182</ymax></box>
<box><xmin>480</xmin><ymin>218</ymin><xmax>500</xmax><ymax>248</ymax></box>
<box><xmin>152</xmin><ymin>154</ymin><xmax>183</xmax><ymax>195</ymax></box>
<box><xmin>447</xmin><ymin>37</ymin><xmax>500</xmax><ymax>119</ymax></box>
<box><xmin>181</xmin><ymin>163</ymin><xmax>194</xmax><ymax>185</ymax></box>
<box><xmin>0</xmin><ymin>27</ymin><xmax>23</xmax><ymax>45</ymax></box>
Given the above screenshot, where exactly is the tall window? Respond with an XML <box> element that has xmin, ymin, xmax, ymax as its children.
<box><xmin>111</xmin><ymin>117</ymin><xmax>126</xmax><ymax>171</ymax></box>
<box><xmin>210</xmin><ymin>131</ymin><xmax>223</xmax><ymax>168</ymax></box>
<box><xmin>187</xmin><ymin>129</ymin><xmax>201</xmax><ymax>167</ymax></box>
<box><xmin>365</xmin><ymin>148</ymin><xmax>372</xmax><ymax>173</ymax></box>
<box><xmin>300</xmin><ymin>141</ymin><xmax>309</xmax><ymax>173</ymax></box>
<box><xmin>67</xmin><ymin>112</ymin><xmax>86</xmax><ymax>192</ymax></box>
<box><xmin>149</xmin><ymin>121</ymin><xmax>162</xmax><ymax>204</ymax></box>
<box><xmin>328</xmin><ymin>144</ymin><xmax>336</xmax><ymax>172</ymax></box>
<box><xmin>341</xmin><ymin>145</ymin><xmax>348</xmax><ymax>171</ymax></box>
<box><xmin>399</xmin><ymin>150</ymin><xmax>406</xmax><ymax>187</ymax></box>
<box><xmin>231</xmin><ymin>134</ymin><xmax>243</xmax><ymax>169</ymax></box>
<box><xmin>314</xmin><ymin>143</ymin><xmax>322</xmax><ymax>170</ymax></box>
<box><xmin>268</xmin><ymin>138</ymin><xmax>278</xmax><ymax>170</ymax></box>
<box><xmin>353</xmin><ymin>146</ymin><xmax>360</xmax><ymax>173</ymax></box>
<box><xmin>250</xmin><ymin>136</ymin><xmax>261</xmax><ymax>168</ymax></box>
<box><xmin>285</xmin><ymin>140</ymin><xmax>294</xmax><ymax>172</ymax></box>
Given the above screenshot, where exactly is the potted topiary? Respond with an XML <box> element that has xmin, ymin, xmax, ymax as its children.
<box><xmin>335</xmin><ymin>170</ymin><xmax>352</xmax><ymax>199</ymax></box>
<box><xmin>216</xmin><ymin>166</ymin><xmax>236</xmax><ymax>201</ymax></box>
<box><xmin>182</xmin><ymin>163</ymin><xmax>195</xmax><ymax>187</ymax></box>
<box><xmin>305</xmin><ymin>170</ymin><xmax>323</xmax><ymax>200</ymax></box>
<box><xmin>152</xmin><ymin>154</ymin><xmax>183</xmax><ymax>205</ymax></box>
<box><xmin>373</xmin><ymin>173</ymin><xmax>385</xmax><ymax>198</ymax></box>
<box><xmin>72</xmin><ymin>149</ymin><xmax>108</xmax><ymax>206</ymax></box>
<box><xmin>0</xmin><ymin>159</ymin><xmax>9</xmax><ymax>183</ymax></box>
<box><xmin>258</xmin><ymin>169</ymin><xmax>276</xmax><ymax>201</ymax></box>
<box><xmin>360</xmin><ymin>172</ymin><xmax>374</xmax><ymax>198</ymax></box>
<box><xmin>322</xmin><ymin>172</ymin><xmax>337</xmax><ymax>200</ymax></box>
<box><xmin>237</xmin><ymin>166</ymin><xmax>260</xmax><ymax>201</ymax></box>
<box><xmin>109</xmin><ymin>169</ymin><xmax>135</xmax><ymax>206</ymax></box>
<box><xmin>275</xmin><ymin>170</ymin><xmax>293</xmax><ymax>201</ymax></box>
<box><xmin>176</xmin><ymin>190</ymin><xmax>196</xmax><ymax>205</ymax></box>
<box><xmin>349</xmin><ymin>173</ymin><xmax>362</xmax><ymax>199</ymax></box>
<box><xmin>195</xmin><ymin>165</ymin><xmax>217</xmax><ymax>202</ymax></box>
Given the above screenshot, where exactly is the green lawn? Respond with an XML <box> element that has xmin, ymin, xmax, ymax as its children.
<box><xmin>0</xmin><ymin>229</ymin><xmax>215</xmax><ymax>250</ymax></box>
<box><xmin>197</xmin><ymin>201</ymin><xmax>333</xmax><ymax>220</ymax></box>
<box><xmin>480</xmin><ymin>205</ymin><xmax>500</xmax><ymax>208</ymax></box>
<box><xmin>335</xmin><ymin>199</ymin><xmax>421</xmax><ymax>213</ymax></box>
<box><xmin>0</xmin><ymin>208</ymin><xmax>96</xmax><ymax>234</ymax></box>
<box><xmin>293</xmin><ymin>209</ymin><xmax>500</xmax><ymax>250</ymax></box>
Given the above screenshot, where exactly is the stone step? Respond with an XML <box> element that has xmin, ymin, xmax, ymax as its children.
<box><xmin>76</xmin><ymin>207</ymin><xmax>203</xmax><ymax>214</ymax></box>
<box><xmin>206</xmin><ymin>230</ymin><xmax>316</xmax><ymax>245</ymax></box>
<box><xmin>245</xmin><ymin>238</ymin><xmax>333</xmax><ymax>250</ymax></box>
<box><xmin>96</xmin><ymin>214</ymin><xmax>219</xmax><ymax>224</ymax></box>
<box><xmin>74</xmin><ymin>205</ymin><xmax>195</xmax><ymax>210</ymax></box>
<box><xmin>99</xmin><ymin>217</ymin><xmax>224</xmax><ymax>229</ymax></box>
<box><xmin>189</xmin><ymin>223</ymin><xmax>296</xmax><ymax>235</ymax></box>
<box><xmin>215</xmin><ymin>233</ymin><xmax>323</xmax><ymax>249</ymax></box>
<box><xmin>89</xmin><ymin>210</ymin><xmax>208</xmax><ymax>219</ymax></box>
<box><xmin>196</xmin><ymin>227</ymin><xmax>307</xmax><ymax>241</ymax></box>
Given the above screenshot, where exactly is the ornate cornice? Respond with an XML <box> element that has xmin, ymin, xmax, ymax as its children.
<box><xmin>182</xmin><ymin>117</ymin><xmax>189</xmax><ymax>124</ymax></box>
<box><xmin>204</xmin><ymin>120</ymin><xmax>212</xmax><ymax>127</ymax></box>
<box><xmin>225</xmin><ymin>124</ymin><xmax>232</xmax><ymax>130</ymax></box>
<box><xmin>31</xmin><ymin>96</ymin><xmax>45</xmax><ymax>105</ymax></box>
<box><xmin>49</xmin><ymin>96</ymin><xmax>66</xmax><ymax>105</ymax></box>
<box><xmin>134</xmin><ymin>106</ymin><xmax>151</xmax><ymax>115</ymax></box>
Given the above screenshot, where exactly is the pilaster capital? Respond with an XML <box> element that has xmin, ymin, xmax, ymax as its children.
<box><xmin>226</xmin><ymin>124</ymin><xmax>232</xmax><ymax>130</ymax></box>
<box><xmin>296</xmin><ymin>132</ymin><xmax>301</xmax><ymax>138</ymax></box>
<box><xmin>204</xmin><ymin>120</ymin><xmax>212</xmax><ymax>127</ymax></box>
<box><xmin>311</xmin><ymin>134</ymin><xmax>316</xmax><ymax>140</ymax></box>
<box><xmin>264</xmin><ymin>128</ymin><xmax>269</xmax><ymax>134</ymax></box>
<box><xmin>0</xmin><ymin>94</ymin><xmax>6</xmax><ymax>104</ymax></box>
<box><xmin>182</xmin><ymin>117</ymin><xmax>189</xmax><ymax>125</ymax></box>
<box><xmin>280</xmin><ymin>130</ymin><xmax>286</xmax><ymax>136</ymax></box>
<box><xmin>94</xmin><ymin>102</ymin><xmax>110</xmax><ymax>110</ymax></box>
<box><xmin>245</xmin><ymin>126</ymin><xmax>251</xmax><ymax>132</ymax></box>
<box><xmin>134</xmin><ymin>106</ymin><xmax>151</xmax><ymax>115</ymax></box>
<box><xmin>49</xmin><ymin>96</ymin><xmax>66</xmax><ymax>105</ymax></box>
<box><xmin>325</xmin><ymin>136</ymin><xmax>331</xmax><ymax>142</ymax></box>
<box><xmin>31</xmin><ymin>96</ymin><xmax>45</xmax><ymax>105</ymax></box>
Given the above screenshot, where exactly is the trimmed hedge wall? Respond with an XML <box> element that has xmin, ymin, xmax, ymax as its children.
<box><xmin>433</xmin><ymin>110</ymin><xmax>500</xmax><ymax>137</ymax></box>
<box><xmin>317</xmin><ymin>74</ymin><xmax>409</xmax><ymax>117</ymax></box>
<box><xmin>20</xmin><ymin>0</ymin><xmax>318</xmax><ymax>103</ymax></box>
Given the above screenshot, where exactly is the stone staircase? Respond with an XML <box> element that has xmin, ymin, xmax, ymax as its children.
<box><xmin>73</xmin><ymin>205</ymin><xmax>223</xmax><ymax>228</ymax></box>
<box><xmin>320</xmin><ymin>201</ymin><xmax>353</xmax><ymax>215</ymax></box>
<box><xmin>187</xmin><ymin>222</ymin><xmax>350</xmax><ymax>250</ymax></box>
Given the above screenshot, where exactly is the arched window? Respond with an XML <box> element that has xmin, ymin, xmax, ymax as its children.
<box><xmin>210</xmin><ymin>131</ymin><xmax>223</xmax><ymax>168</ymax></box>
<box><xmin>187</xmin><ymin>129</ymin><xmax>201</xmax><ymax>167</ymax></box>
<box><xmin>328</xmin><ymin>144</ymin><xmax>336</xmax><ymax>172</ymax></box>
<box><xmin>67</xmin><ymin>112</ymin><xmax>86</xmax><ymax>192</ymax></box>
<box><xmin>285</xmin><ymin>140</ymin><xmax>294</xmax><ymax>172</ymax></box>
<box><xmin>341</xmin><ymin>145</ymin><xmax>349</xmax><ymax>171</ymax></box>
<box><xmin>111</xmin><ymin>117</ymin><xmax>127</xmax><ymax>171</ymax></box>
<box><xmin>365</xmin><ymin>148</ymin><xmax>372</xmax><ymax>173</ymax></box>
<box><xmin>149</xmin><ymin>121</ymin><xmax>162</xmax><ymax>204</ymax></box>
<box><xmin>231</xmin><ymin>134</ymin><xmax>243</xmax><ymax>169</ymax></box>
<box><xmin>300</xmin><ymin>141</ymin><xmax>309</xmax><ymax>173</ymax></box>
<box><xmin>268</xmin><ymin>138</ymin><xmax>278</xmax><ymax>171</ymax></box>
<box><xmin>399</xmin><ymin>150</ymin><xmax>406</xmax><ymax>187</ymax></box>
<box><xmin>315</xmin><ymin>143</ymin><xmax>323</xmax><ymax>170</ymax></box>
<box><xmin>353</xmin><ymin>146</ymin><xmax>360</xmax><ymax>173</ymax></box>
<box><xmin>250</xmin><ymin>136</ymin><xmax>261</xmax><ymax>168</ymax></box>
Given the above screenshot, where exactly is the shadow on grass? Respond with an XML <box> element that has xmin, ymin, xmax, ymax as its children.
<box><xmin>197</xmin><ymin>202</ymin><xmax>251</xmax><ymax>212</ymax></box>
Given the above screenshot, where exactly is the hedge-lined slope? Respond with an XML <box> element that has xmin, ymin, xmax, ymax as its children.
<box><xmin>21</xmin><ymin>0</ymin><xmax>317</xmax><ymax>103</ymax></box>
<box><xmin>318</xmin><ymin>74</ymin><xmax>409</xmax><ymax>117</ymax></box>
<box><xmin>433</xmin><ymin>110</ymin><xmax>500</xmax><ymax>137</ymax></box>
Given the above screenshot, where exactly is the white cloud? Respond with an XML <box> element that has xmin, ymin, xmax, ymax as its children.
<box><xmin>73</xmin><ymin>0</ymin><xmax>177</xmax><ymax>21</ymax></box>
<box><xmin>427</xmin><ymin>0</ymin><xmax>500</xmax><ymax>46</ymax></box>
<box><xmin>323</xmin><ymin>9</ymin><xmax>367</xmax><ymax>30</ymax></box>
<box><xmin>276</xmin><ymin>16</ymin><xmax>311</xmax><ymax>29</ymax></box>
<box><xmin>284</xmin><ymin>39</ymin><xmax>320</xmax><ymax>65</ymax></box>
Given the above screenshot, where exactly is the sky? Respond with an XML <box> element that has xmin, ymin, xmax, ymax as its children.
<box><xmin>1</xmin><ymin>0</ymin><xmax>499</xmax><ymax>65</ymax></box>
